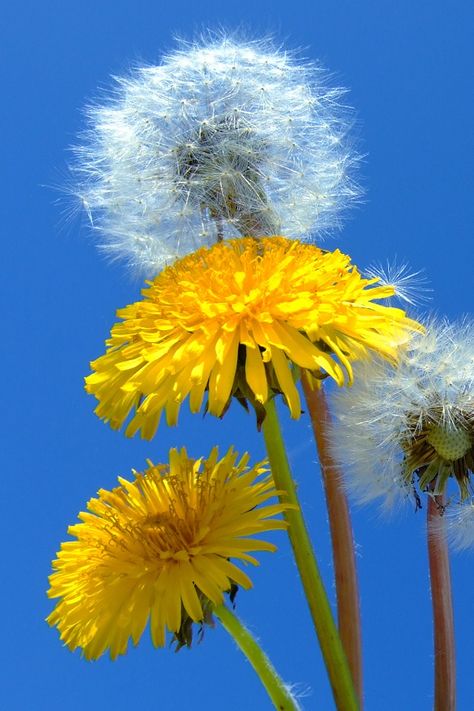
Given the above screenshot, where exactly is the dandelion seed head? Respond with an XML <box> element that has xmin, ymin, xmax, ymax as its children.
<box><xmin>75</xmin><ymin>36</ymin><xmax>361</xmax><ymax>275</ymax></box>
<box><xmin>329</xmin><ymin>319</ymin><xmax>474</xmax><ymax>512</ymax></box>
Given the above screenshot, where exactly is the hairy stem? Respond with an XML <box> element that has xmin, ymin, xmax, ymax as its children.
<box><xmin>301</xmin><ymin>375</ymin><xmax>363</xmax><ymax>706</ymax></box>
<box><xmin>427</xmin><ymin>494</ymin><xmax>456</xmax><ymax>711</ymax></box>
<box><xmin>262</xmin><ymin>398</ymin><xmax>359</xmax><ymax>711</ymax></box>
<box><xmin>214</xmin><ymin>604</ymin><xmax>300</xmax><ymax>711</ymax></box>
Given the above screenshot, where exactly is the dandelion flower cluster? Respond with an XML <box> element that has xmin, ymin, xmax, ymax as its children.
<box><xmin>47</xmin><ymin>446</ymin><xmax>287</xmax><ymax>659</ymax></box>
<box><xmin>76</xmin><ymin>36</ymin><xmax>360</xmax><ymax>275</ymax></box>
<box><xmin>86</xmin><ymin>236</ymin><xmax>421</xmax><ymax>439</ymax></box>
<box><xmin>329</xmin><ymin>320</ymin><xmax>474</xmax><ymax>528</ymax></box>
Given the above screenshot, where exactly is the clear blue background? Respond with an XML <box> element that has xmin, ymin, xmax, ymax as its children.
<box><xmin>3</xmin><ymin>1</ymin><xmax>472</xmax><ymax>709</ymax></box>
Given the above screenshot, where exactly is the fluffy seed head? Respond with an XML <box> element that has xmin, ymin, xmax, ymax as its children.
<box><xmin>75</xmin><ymin>36</ymin><xmax>360</xmax><ymax>275</ymax></box>
<box><xmin>47</xmin><ymin>446</ymin><xmax>288</xmax><ymax>659</ymax></box>
<box><xmin>328</xmin><ymin>319</ymin><xmax>474</xmax><ymax>515</ymax></box>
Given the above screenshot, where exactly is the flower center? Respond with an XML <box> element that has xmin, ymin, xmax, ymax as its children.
<box><xmin>426</xmin><ymin>424</ymin><xmax>471</xmax><ymax>462</ymax></box>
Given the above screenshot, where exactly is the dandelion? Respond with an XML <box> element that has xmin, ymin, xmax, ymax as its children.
<box><xmin>75</xmin><ymin>36</ymin><xmax>360</xmax><ymax>275</ymax></box>
<box><xmin>47</xmin><ymin>446</ymin><xmax>288</xmax><ymax>660</ymax></box>
<box><xmin>328</xmin><ymin>319</ymin><xmax>474</xmax><ymax>511</ymax></box>
<box><xmin>85</xmin><ymin>236</ymin><xmax>421</xmax><ymax>439</ymax></box>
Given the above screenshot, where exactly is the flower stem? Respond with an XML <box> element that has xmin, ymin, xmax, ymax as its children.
<box><xmin>301</xmin><ymin>375</ymin><xmax>363</xmax><ymax>706</ymax></box>
<box><xmin>427</xmin><ymin>493</ymin><xmax>456</xmax><ymax>711</ymax></box>
<box><xmin>262</xmin><ymin>397</ymin><xmax>359</xmax><ymax>711</ymax></box>
<box><xmin>214</xmin><ymin>603</ymin><xmax>300</xmax><ymax>711</ymax></box>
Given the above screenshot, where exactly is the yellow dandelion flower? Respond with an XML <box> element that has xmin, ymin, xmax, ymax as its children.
<box><xmin>86</xmin><ymin>236</ymin><xmax>421</xmax><ymax>439</ymax></box>
<box><xmin>47</xmin><ymin>447</ymin><xmax>287</xmax><ymax>660</ymax></box>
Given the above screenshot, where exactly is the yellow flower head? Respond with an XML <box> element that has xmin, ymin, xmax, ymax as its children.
<box><xmin>86</xmin><ymin>237</ymin><xmax>421</xmax><ymax>439</ymax></box>
<box><xmin>47</xmin><ymin>447</ymin><xmax>287</xmax><ymax>660</ymax></box>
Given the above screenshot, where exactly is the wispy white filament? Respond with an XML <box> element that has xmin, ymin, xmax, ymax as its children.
<box><xmin>445</xmin><ymin>502</ymin><xmax>474</xmax><ymax>551</ymax></box>
<box><xmin>74</xmin><ymin>35</ymin><xmax>360</xmax><ymax>275</ymax></box>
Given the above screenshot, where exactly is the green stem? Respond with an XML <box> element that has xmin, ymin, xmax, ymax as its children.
<box><xmin>262</xmin><ymin>398</ymin><xmax>359</xmax><ymax>711</ymax></box>
<box><xmin>214</xmin><ymin>604</ymin><xmax>300</xmax><ymax>711</ymax></box>
<box><xmin>301</xmin><ymin>375</ymin><xmax>363</xmax><ymax>707</ymax></box>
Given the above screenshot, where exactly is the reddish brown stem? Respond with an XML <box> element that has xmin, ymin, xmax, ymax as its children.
<box><xmin>301</xmin><ymin>374</ymin><xmax>363</xmax><ymax>707</ymax></box>
<box><xmin>427</xmin><ymin>494</ymin><xmax>456</xmax><ymax>711</ymax></box>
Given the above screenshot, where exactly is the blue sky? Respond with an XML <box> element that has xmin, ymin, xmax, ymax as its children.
<box><xmin>4</xmin><ymin>1</ymin><xmax>473</xmax><ymax>709</ymax></box>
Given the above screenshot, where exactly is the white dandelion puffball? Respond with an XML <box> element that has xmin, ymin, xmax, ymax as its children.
<box><xmin>75</xmin><ymin>36</ymin><xmax>360</xmax><ymax>275</ymax></box>
<box><xmin>328</xmin><ymin>320</ymin><xmax>474</xmax><ymax>523</ymax></box>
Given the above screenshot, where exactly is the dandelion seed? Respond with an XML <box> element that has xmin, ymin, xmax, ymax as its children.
<box><xmin>364</xmin><ymin>261</ymin><xmax>431</xmax><ymax>307</ymax></box>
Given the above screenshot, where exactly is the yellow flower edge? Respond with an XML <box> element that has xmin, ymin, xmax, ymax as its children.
<box><xmin>47</xmin><ymin>446</ymin><xmax>288</xmax><ymax>660</ymax></box>
<box><xmin>86</xmin><ymin>236</ymin><xmax>422</xmax><ymax>439</ymax></box>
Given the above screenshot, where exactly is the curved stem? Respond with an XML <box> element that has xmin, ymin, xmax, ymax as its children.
<box><xmin>262</xmin><ymin>398</ymin><xmax>359</xmax><ymax>711</ymax></box>
<box><xmin>427</xmin><ymin>494</ymin><xmax>456</xmax><ymax>711</ymax></box>
<box><xmin>301</xmin><ymin>375</ymin><xmax>363</xmax><ymax>706</ymax></box>
<box><xmin>214</xmin><ymin>604</ymin><xmax>300</xmax><ymax>711</ymax></box>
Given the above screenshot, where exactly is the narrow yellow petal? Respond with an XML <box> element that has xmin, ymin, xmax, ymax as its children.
<box><xmin>245</xmin><ymin>345</ymin><xmax>268</xmax><ymax>404</ymax></box>
<box><xmin>207</xmin><ymin>330</ymin><xmax>239</xmax><ymax>415</ymax></box>
<box><xmin>270</xmin><ymin>348</ymin><xmax>301</xmax><ymax>418</ymax></box>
